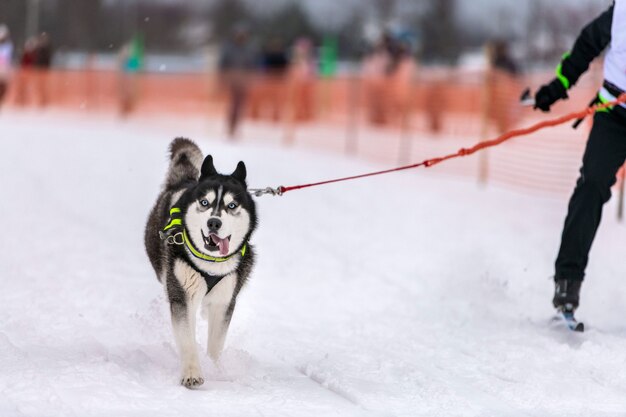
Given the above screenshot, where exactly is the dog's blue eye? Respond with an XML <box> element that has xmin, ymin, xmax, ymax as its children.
<box><xmin>227</xmin><ymin>202</ymin><xmax>238</xmax><ymax>210</ymax></box>
<box><xmin>200</xmin><ymin>199</ymin><xmax>209</xmax><ymax>207</ymax></box>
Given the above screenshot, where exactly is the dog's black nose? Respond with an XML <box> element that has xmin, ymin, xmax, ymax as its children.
<box><xmin>207</xmin><ymin>218</ymin><xmax>222</xmax><ymax>232</ymax></box>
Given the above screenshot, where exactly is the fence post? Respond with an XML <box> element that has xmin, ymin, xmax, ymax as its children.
<box><xmin>478</xmin><ymin>44</ymin><xmax>495</xmax><ymax>185</ymax></box>
<box><xmin>397</xmin><ymin>88</ymin><xmax>414</xmax><ymax>165</ymax></box>
<box><xmin>397</xmin><ymin>119</ymin><xmax>412</xmax><ymax>165</ymax></box>
<box><xmin>283</xmin><ymin>79</ymin><xmax>296</xmax><ymax>145</ymax></box>
<box><xmin>345</xmin><ymin>75</ymin><xmax>360</xmax><ymax>155</ymax></box>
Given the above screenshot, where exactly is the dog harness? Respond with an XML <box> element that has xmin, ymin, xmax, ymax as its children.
<box><xmin>160</xmin><ymin>207</ymin><xmax>247</xmax><ymax>263</ymax></box>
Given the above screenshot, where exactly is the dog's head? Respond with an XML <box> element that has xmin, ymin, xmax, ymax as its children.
<box><xmin>178</xmin><ymin>155</ymin><xmax>257</xmax><ymax>258</ymax></box>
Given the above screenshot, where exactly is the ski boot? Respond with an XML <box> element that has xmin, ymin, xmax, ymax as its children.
<box><xmin>552</xmin><ymin>279</ymin><xmax>584</xmax><ymax>332</ymax></box>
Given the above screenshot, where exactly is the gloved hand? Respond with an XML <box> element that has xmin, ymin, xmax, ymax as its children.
<box><xmin>534</xmin><ymin>78</ymin><xmax>569</xmax><ymax>112</ymax></box>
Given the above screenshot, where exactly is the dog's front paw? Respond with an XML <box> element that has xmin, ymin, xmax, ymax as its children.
<box><xmin>180</xmin><ymin>366</ymin><xmax>204</xmax><ymax>388</ymax></box>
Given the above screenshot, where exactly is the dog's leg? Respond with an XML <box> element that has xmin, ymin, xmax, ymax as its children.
<box><xmin>205</xmin><ymin>274</ymin><xmax>237</xmax><ymax>361</ymax></box>
<box><xmin>169</xmin><ymin>260</ymin><xmax>207</xmax><ymax>388</ymax></box>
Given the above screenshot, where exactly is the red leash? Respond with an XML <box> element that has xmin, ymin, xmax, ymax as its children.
<box><xmin>251</xmin><ymin>94</ymin><xmax>626</xmax><ymax>197</ymax></box>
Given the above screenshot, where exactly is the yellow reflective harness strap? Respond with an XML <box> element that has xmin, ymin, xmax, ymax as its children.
<box><xmin>163</xmin><ymin>207</ymin><xmax>183</xmax><ymax>231</ymax></box>
<box><xmin>182</xmin><ymin>229</ymin><xmax>247</xmax><ymax>263</ymax></box>
<box><xmin>163</xmin><ymin>218</ymin><xmax>182</xmax><ymax>231</ymax></box>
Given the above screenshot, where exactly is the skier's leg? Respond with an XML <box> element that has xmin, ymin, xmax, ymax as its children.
<box><xmin>554</xmin><ymin>111</ymin><xmax>626</xmax><ymax>302</ymax></box>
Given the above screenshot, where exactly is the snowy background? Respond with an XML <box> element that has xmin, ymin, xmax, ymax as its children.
<box><xmin>1</xmin><ymin>111</ymin><xmax>626</xmax><ymax>416</ymax></box>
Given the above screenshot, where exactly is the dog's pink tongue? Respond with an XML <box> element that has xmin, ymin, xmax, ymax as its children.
<box><xmin>217</xmin><ymin>237</ymin><xmax>229</xmax><ymax>256</ymax></box>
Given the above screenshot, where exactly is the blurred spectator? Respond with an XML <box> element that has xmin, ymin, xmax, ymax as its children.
<box><xmin>362</xmin><ymin>32</ymin><xmax>417</xmax><ymax>127</ymax></box>
<box><xmin>15</xmin><ymin>37</ymin><xmax>38</xmax><ymax>106</ymax></box>
<box><xmin>362</xmin><ymin>39</ymin><xmax>392</xmax><ymax>125</ymax></box>
<box><xmin>218</xmin><ymin>24</ymin><xmax>258</xmax><ymax>138</ymax></box>
<box><xmin>0</xmin><ymin>24</ymin><xmax>13</xmax><ymax>110</ymax></box>
<box><xmin>491</xmin><ymin>40</ymin><xmax>519</xmax><ymax>76</ymax></box>
<box><xmin>425</xmin><ymin>77</ymin><xmax>445</xmax><ymax>133</ymax></box>
<box><xmin>34</xmin><ymin>33</ymin><xmax>52</xmax><ymax>68</ymax></box>
<box><xmin>250</xmin><ymin>37</ymin><xmax>289</xmax><ymax>121</ymax></box>
<box><xmin>389</xmin><ymin>40</ymin><xmax>417</xmax><ymax>125</ymax></box>
<box><xmin>118</xmin><ymin>35</ymin><xmax>144</xmax><ymax>116</ymax></box>
<box><xmin>34</xmin><ymin>32</ymin><xmax>53</xmax><ymax>106</ymax></box>
<box><xmin>20</xmin><ymin>38</ymin><xmax>37</xmax><ymax>67</ymax></box>
<box><xmin>289</xmin><ymin>37</ymin><xmax>316</xmax><ymax>122</ymax></box>
<box><xmin>262</xmin><ymin>37</ymin><xmax>289</xmax><ymax>73</ymax></box>
<box><xmin>486</xmin><ymin>40</ymin><xmax>522</xmax><ymax>134</ymax></box>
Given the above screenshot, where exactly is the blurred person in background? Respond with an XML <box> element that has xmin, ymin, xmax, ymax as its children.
<box><xmin>0</xmin><ymin>24</ymin><xmax>13</xmax><ymax>110</ymax></box>
<box><xmin>388</xmin><ymin>39</ymin><xmax>417</xmax><ymax>127</ymax></box>
<box><xmin>218</xmin><ymin>24</ymin><xmax>258</xmax><ymax>139</ymax></box>
<box><xmin>491</xmin><ymin>40</ymin><xmax>519</xmax><ymax>76</ymax></box>
<box><xmin>362</xmin><ymin>35</ymin><xmax>393</xmax><ymax>125</ymax></box>
<box><xmin>20</xmin><ymin>38</ymin><xmax>37</xmax><ymax>67</ymax></box>
<box><xmin>487</xmin><ymin>40</ymin><xmax>521</xmax><ymax>134</ymax></box>
<box><xmin>532</xmin><ymin>2</ymin><xmax>623</xmax><ymax>317</ymax></box>
<box><xmin>15</xmin><ymin>37</ymin><xmax>37</xmax><ymax>106</ymax></box>
<box><xmin>34</xmin><ymin>32</ymin><xmax>53</xmax><ymax>107</ymax></box>
<box><xmin>118</xmin><ymin>35</ymin><xmax>144</xmax><ymax>117</ymax></box>
<box><xmin>362</xmin><ymin>31</ymin><xmax>417</xmax><ymax>127</ymax></box>
<box><xmin>289</xmin><ymin>37</ymin><xmax>316</xmax><ymax>122</ymax></box>
<box><xmin>251</xmin><ymin>36</ymin><xmax>289</xmax><ymax>121</ymax></box>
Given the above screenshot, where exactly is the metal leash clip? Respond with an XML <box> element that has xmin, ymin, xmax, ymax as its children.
<box><xmin>160</xmin><ymin>230</ymin><xmax>184</xmax><ymax>245</ymax></box>
<box><xmin>167</xmin><ymin>232</ymin><xmax>184</xmax><ymax>245</ymax></box>
<box><xmin>249</xmin><ymin>186</ymin><xmax>284</xmax><ymax>197</ymax></box>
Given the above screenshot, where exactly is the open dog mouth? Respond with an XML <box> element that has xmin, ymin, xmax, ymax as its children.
<box><xmin>201</xmin><ymin>230</ymin><xmax>231</xmax><ymax>256</ymax></box>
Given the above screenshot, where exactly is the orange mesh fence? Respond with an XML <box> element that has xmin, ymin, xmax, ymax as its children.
<box><xmin>4</xmin><ymin>64</ymin><xmax>619</xmax><ymax>200</ymax></box>
<box><xmin>4</xmin><ymin>67</ymin><xmax>603</xmax><ymax>126</ymax></box>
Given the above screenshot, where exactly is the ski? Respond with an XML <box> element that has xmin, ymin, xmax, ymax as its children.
<box><xmin>557</xmin><ymin>310</ymin><xmax>585</xmax><ymax>332</ymax></box>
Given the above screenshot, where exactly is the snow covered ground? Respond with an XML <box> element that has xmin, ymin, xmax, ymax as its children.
<box><xmin>2</xmin><ymin>111</ymin><xmax>626</xmax><ymax>417</ymax></box>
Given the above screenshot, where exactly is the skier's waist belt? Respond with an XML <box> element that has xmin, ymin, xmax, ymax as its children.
<box><xmin>602</xmin><ymin>80</ymin><xmax>626</xmax><ymax>123</ymax></box>
<box><xmin>572</xmin><ymin>81</ymin><xmax>625</xmax><ymax>129</ymax></box>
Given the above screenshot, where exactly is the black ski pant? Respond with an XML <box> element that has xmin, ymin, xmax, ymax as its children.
<box><xmin>555</xmin><ymin>109</ymin><xmax>626</xmax><ymax>281</ymax></box>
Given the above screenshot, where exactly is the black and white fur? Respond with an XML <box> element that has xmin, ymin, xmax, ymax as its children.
<box><xmin>144</xmin><ymin>138</ymin><xmax>257</xmax><ymax>388</ymax></box>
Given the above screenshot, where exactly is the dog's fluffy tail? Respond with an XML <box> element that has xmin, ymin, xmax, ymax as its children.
<box><xmin>165</xmin><ymin>137</ymin><xmax>203</xmax><ymax>190</ymax></box>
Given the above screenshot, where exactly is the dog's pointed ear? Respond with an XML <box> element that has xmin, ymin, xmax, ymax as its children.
<box><xmin>200</xmin><ymin>155</ymin><xmax>217</xmax><ymax>179</ymax></box>
<box><xmin>231</xmin><ymin>161</ymin><xmax>247</xmax><ymax>184</ymax></box>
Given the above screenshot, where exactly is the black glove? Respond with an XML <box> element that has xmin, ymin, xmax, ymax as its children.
<box><xmin>534</xmin><ymin>78</ymin><xmax>568</xmax><ymax>112</ymax></box>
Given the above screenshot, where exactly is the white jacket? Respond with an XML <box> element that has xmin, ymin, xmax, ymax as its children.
<box><xmin>604</xmin><ymin>0</ymin><xmax>626</xmax><ymax>93</ymax></box>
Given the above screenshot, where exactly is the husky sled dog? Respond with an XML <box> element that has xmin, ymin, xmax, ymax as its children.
<box><xmin>144</xmin><ymin>138</ymin><xmax>257</xmax><ymax>388</ymax></box>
